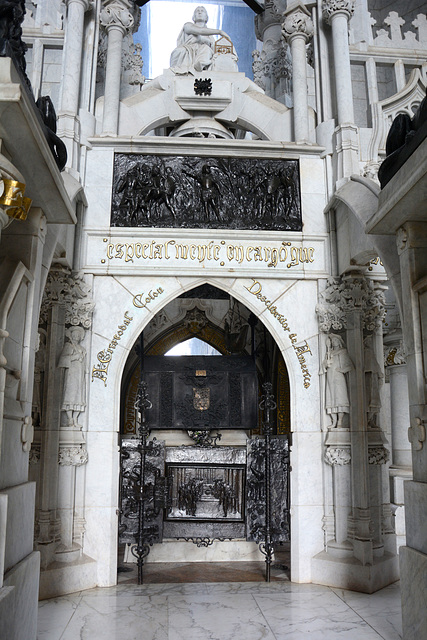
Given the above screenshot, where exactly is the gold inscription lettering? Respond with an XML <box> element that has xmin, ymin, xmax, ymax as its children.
<box><xmin>244</xmin><ymin>279</ymin><xmax>312</xmax><ymax>388</ymax></box>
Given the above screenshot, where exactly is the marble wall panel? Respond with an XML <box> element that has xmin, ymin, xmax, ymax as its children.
<box><xmin>301</xmin><ymin>193</ymin><xmax>329</xmax><ymax>235</ymax></box>
<box><xmin>83</xmin><ymin>186</ymin><xmax>113</xmax><ymax>230</ymax></box>
<box><xmin>83</xmin><ymin>506</ymin><xmax>119</xmax><ymax>587</ymax></box>
<box><xmin>291</xmin><ymin>505</ymin><xmax>325</xmax><ymax>583</ymax></box>
<box><xmin>400</xmin><ymin>546</ymin><xmax>427</xmax><ymax>640</ymax></box>
<box><xmin>300</xmin><ymin>157</ymin><xmax>325</xmax><ymax>195</ymax></box>
<box><xmin>1</xmin><ymin>551</ymin><xmax>40</xmax><ymax>640</ymax></box>
<box><xmin>291</xmin><ymin>432</ymin><xmax>324</xmax><ymax>507</ymax></box>
<box><xmin>2</xmin><ymin>482</ymin><xmax>36</xmax><ymax>572</ymax></box>
<box><xmin>85</xmin><ymin>431</ymin><xmax>120</xmax><ymax>509</ymax></box>
<box><xmin>0</xmin><ymin>416</ymin><xmax>30</xmax><ymax>489</ymax></box>
<box><xmin>404</xmin><ymin>481</ymin><xmax>427</xmax><ymax>555</ymax></box>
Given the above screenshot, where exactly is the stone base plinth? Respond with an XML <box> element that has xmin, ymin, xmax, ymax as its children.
<box><xmin>400</xmin><ymin>546</ymin><xmax>427</xmax><ymax>640</ymax></box>
<box><xmin>125</xmin><ymin>539</ymin><xmax>265</xmax><ymax>563</ymax></box>
<box><xmin>311</xmin><ymin>550</ymin><xmax>399</xmax><ymax>593</ymax></box>
<box><xmin>39</xmin><ymin>554</ymin><xmax>97</xmax><ymax>600</ymax></box>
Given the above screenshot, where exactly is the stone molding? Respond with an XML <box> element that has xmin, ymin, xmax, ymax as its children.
<box><xmin>58</xmin><ymin>445</ymin><xmax>89</xmax><ymax>466</ymax></box>
<box><xmin>21</xmin><ymin>416</ymin><xmax>34</xmax><ymax>453</ymax></box>
<box><xmin>322</xmin><ymin>0</ymin><xmax>355</xmax><ymax>24</ymax></box>
<box><xmin>368</xmin><ymin>446</ymin><xmax>390</xmax><ymax>464</ymax></box>
<box><xmin>40</xmin><ymin>266</ymin><xmax>94</xmax><ymax>329</ymax></box>
<box><xmin>282</xmin><ymin>9</ymin><xmax>314</xmax><ymax>43</ymax></box>
<box><xmin>100</xmin><ymin>2</ymin><xmax>134</xmax><ymax>34</ymax></box>
<box><xmin>325</xmin><ymin>446</ymin><xmax>351</xmax><ymax>465</ymax></box>
<box><xmin>316</xmin><ymin>275</ymin><xmax>386</xmax><ymax>332</ymax></box>
<box><xmin>65</xmin><ymin>0</ymin><xmax>93</xmax><ymax>11</ymax></box>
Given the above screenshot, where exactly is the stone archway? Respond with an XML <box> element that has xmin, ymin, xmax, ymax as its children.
<box><xmin>117</xmin><ymin>283</ymin><xmax>292</xmax><ymax>579</ymax></box>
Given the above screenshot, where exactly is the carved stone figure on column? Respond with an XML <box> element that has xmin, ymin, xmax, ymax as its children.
<box><xmin>322</xmin><ymin>333</ymin><xmax>353</xmax><ymax>428</ymax></box>
<box><xmin>364</xmin><ymin>334</ymin><xmax>383</xmax><ymax>427</ymax></box>
<box><xmin>170</xmin><ymin>6</ymin><xmax>230</xmax><ymax>73</ymax></box>
<box><xmin>58</xmin><ymin>326</ymin><xmax>87</xmax><ymax>428</ymax></box>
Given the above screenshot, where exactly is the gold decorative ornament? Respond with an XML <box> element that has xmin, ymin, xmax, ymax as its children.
<box><xmin>0</xmin><ymin>179</ymin><xmax>32</xmax><ymax>221</ymax></box>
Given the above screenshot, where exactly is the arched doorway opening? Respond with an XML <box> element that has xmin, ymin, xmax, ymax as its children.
<box><xmin>118</xmin><ymin>283</ymin><xmax>291</xmax><ymax>583</ymax></box>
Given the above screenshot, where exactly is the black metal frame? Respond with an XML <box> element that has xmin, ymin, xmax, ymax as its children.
<box><xmin>121</xmin><ymin>339</ymin><xmax>289</xmax><ymax>584</ymax></box>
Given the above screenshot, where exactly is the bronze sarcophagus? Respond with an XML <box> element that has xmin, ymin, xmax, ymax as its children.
<box><xmin>142</xmin><ymin>355</ymin><xmax>258</xmax><ymax>430</ymax></box>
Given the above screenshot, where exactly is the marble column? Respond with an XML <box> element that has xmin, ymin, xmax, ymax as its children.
<box><xmin>61</xmin><ymin>0</ymin><xmax>92</xmax><ymax>115</ymax></box>
<box><xmin>322</xmin><ymin>0</ymin><xmax>359</xmax><ymax>181</ymax></box>
<box><xmin>322</xmin><ymin>0</ymin><xmax>354</xmax><ymax>124</ymax></box>
<box><xmin>58</xmin><ymin>0</ymin><xmax>92</xmax><ymax>174</ymax></box>
<box><xmin>253</xmin><ymin>0</ymin><xmax>292</xmax><ymax>106</ymax></box>
<box><xmin>282</xmin><ymin>3</ymin><xmax>314</xmax><ymax>143</ymax></box>
<box><xmin>100</xmin><ymin>1</ymin><xmax>134</xmax><ymax>136</ymax></box>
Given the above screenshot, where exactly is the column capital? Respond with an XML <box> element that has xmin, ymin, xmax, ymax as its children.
<box><xmin>282</xmin><ymin>4</ymin><xmax>314</xmax><ymax>44</ymax></box>
<box><xmin>100</xmin><ymin>2</ymin><xmax>134</xmax><ymax>34</ymax></box>
<box><xmin>322</xmin><ymin>0</ymin><xmax>355</xmax><ymax>25</ymax></box>
<box><xmin>316</xmin><ymin>273</ymin><xmax>387</xmax><ymax>333</ymax></box>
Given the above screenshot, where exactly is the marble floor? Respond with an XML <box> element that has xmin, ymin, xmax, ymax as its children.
<box><xmin>38</xmin><ymin>564</ymin><xmax>402</xmax><ymax>640</ymax></box>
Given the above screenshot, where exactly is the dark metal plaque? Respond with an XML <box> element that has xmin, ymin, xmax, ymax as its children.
<box><xmin>119</xmin><ymin>438</ymin><xmax>166</xmax><ymax>545</ymax></box>
<box><xmin>246</xmin><ymin>436</ymin><xmax>290</xmax><ymax>544</ymax></box>
<box><xmin>111</xmin><ymin>153</ymin><xmax>301</xmax><ymax>231</ymax></box>
<box><xmin>143</xmin><ymin>356</ymin><xmax>258</xmax><ymax>430</ymax></box>
<box><xmin>166</xmin><ymin>463</ymin><xmax>245</xmax><ymax>521</ymax></box>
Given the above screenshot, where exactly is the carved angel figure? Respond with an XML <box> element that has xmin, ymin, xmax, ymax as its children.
<box><xmin>58</xmin><ymin>326</ymin><xmax>87</xmax><ymax>428</ymax></box>
<box><xmin>322</xmin><ymin>333</ymin><xmax>353</xmax><ymax>428</ymax></box>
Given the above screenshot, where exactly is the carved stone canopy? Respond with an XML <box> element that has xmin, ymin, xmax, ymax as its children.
<box><xmin>316</xmin><ymin>274</ymin><xmax>386</xmax><ymax>332</ymax></box>
<box><xmin>40</xmin><ymin>266</ymin><xmax>95</xmax><ymax>329</ymax></box>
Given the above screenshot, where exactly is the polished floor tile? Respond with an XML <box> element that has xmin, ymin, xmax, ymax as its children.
<box><xmin>38</xmin><ymin>570</ymin><xmax>402</xmax><ymax>640</ymax></box>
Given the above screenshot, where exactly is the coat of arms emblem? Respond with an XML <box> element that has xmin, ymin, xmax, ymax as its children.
<box><xmin>193</xmin><ymin>387</ymin><xmax>210</xmax><ymax>411</ymax></box>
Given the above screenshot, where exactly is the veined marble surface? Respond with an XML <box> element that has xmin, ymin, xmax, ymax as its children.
<box><xmin>38</xmin><ymin>580</ymin><xmax>402</xmax><ymax>640</ymax></box>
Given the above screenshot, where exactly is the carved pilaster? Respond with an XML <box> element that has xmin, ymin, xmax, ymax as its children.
<box><xmin>322</xmin><ymin>0</ymin><xmax>355</xmax><ymax>25</ymax></box>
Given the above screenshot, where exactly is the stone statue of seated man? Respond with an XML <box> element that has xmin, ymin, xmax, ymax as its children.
<box><xmin>170</xmin><ymin>5</ymin><xmax>233</xmax><ymax>73</ymax></box>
